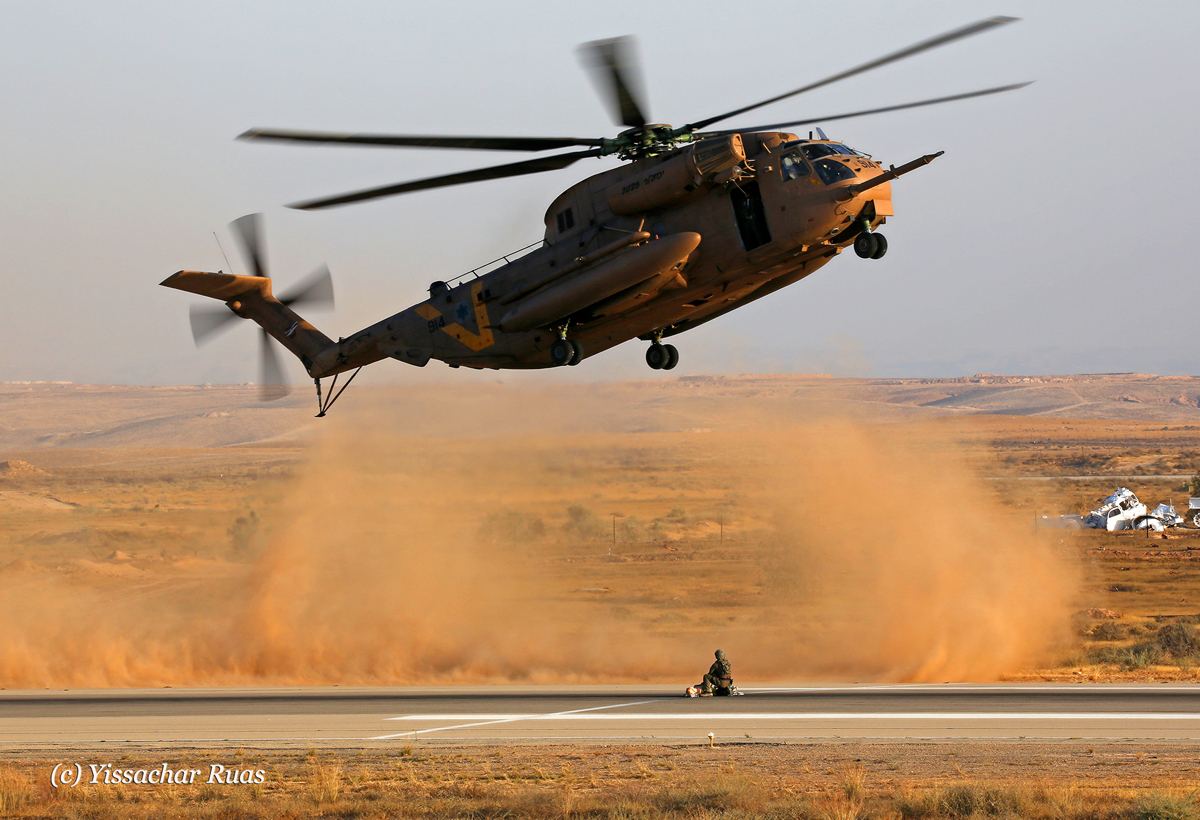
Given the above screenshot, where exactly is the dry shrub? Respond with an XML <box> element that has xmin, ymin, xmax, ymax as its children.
<box><xmin>653</xmin><ymin>774</ymin><xmax>762</xmax><ymax>815</ymax></box>
<box><xmin>1091</xmin><ymin>621</ymin><xmax>1127</xmax><ymax>641</ymax></box>
<box><xmin>0</xmin><ymin>767</ymin><xmax>34</xmax><ymax>814</ymax></box>
<box><xmin>1157</xmin><ymin>623</ymin><xmax>1200</xmax><ymax>658</ymax></box>
<box><xmin>308</xmin><ymin>760</ymin><xmax>341</xmax><ymax>804</ymax></box>
<box><xmin>894</xmin><ymin>785</ymin><xmax>936</xmax><ymax>819</ymax></box>
<box><xmin>816</xmin><ymin>791</ymin><xmax>864</xmax><ymax>820</ymax></box>
<box><xmin>840</xmin><ymin>763</ymin><xmax>865</xmax><ymax>802</ymax></box>
<box><xmin>1136</xmin><ymin>791</ymin><xmax>1199</xmax><ymax>820</ymax></box>
<box><xmin>936</xmin><ymin>783</ymin><xmax>1031</xmax><ymax>817</ymax></box>
<box><xmin>1090</xmin><ymin>644</ymin><xmax>1164</xmax><ymax>670</ymax></box>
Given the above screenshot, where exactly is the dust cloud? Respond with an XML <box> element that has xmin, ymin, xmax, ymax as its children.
<box><xmin>743</xmin><ymin>422</ymin><xmax>1077</xmax><ymax>681</ymax></box>
<box><xmin>0</xmin><ymin>389</ymin><xmax>1076</xmax><ymax>687</ymax></box>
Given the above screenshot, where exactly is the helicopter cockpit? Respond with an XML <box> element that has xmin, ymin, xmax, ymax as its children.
<box><xmin>779</xmin><ymin>141</ymin><xmax>861</xmax><ymax>186</ymax></box>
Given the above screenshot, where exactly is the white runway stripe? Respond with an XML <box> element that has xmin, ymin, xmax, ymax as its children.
<box><xmin>372</xmin><ymin>698</ymin><xmax>670</xmax><ymax>740</ymax></box>
<box><xmin>386</xmin><ymin>712</ymin><xmax>1200</xmax><ymax>722</ymax></box>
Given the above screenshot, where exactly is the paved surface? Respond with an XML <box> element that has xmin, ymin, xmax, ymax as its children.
<box><xmin>3</xmin><ymin>684</ymin><xmax>1200</xmax><ymax>748</ymax></box>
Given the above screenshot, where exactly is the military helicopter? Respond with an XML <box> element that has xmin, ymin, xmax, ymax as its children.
<box><xmin>163</xmin><ymin>17</ymin><xmax>1027</xmax><ymax>415</ymax></box>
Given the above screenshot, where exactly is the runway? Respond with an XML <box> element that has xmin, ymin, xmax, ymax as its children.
<box><xmin>3</xmin><ymin>684</ymin><xmax>1199</xmax><ymax>748</ymax></box>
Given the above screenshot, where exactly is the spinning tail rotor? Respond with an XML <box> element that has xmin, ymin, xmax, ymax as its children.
<box><xmin>179</xmin><ymin>214</ymin><xmax>335</xmax><ymax>401</ymax></box>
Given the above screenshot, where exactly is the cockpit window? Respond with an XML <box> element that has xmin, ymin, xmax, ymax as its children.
<box><xmin>802</xmin><ymin>142</ymin><xmax>857</xmax><ymax>160</ymax></box>
<box><xmin>812</xmin><ymin>159</ymin><xmax>857</xmax><ymax>185</ymax></box>
<box><xmin>780</xmin><ymin>150</ymin><xmax>810</xmax><ymax>181</ymax></box>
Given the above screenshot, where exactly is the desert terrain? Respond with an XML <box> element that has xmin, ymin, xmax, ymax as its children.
<box><xmin>4</xmin><ymin>373</ymin><xmax>1200</xmax><ymax>686</ymax></box>
<box><xmin>4</xmin><ymin>373</ymin><xmax>1200</xmax><ymax>817</ymax></box>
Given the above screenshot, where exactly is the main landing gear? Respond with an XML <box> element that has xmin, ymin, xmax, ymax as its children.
<box><xmin>854</xmin><ymin>231</ymin><xmax>888</xmax><ymax>259</ymax></box>
<box><xmin>550</xmin><ymin>336</ymin><xmax>584</xmax><ymax>366</ymax></box>
<box><xmin>646</xmin><ymin>342</ymin><xmax>679</xmax><ymax>370</ymax></box>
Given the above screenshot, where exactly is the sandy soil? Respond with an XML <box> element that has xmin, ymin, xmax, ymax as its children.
<box><xmin>1</xmin><ymin>376</ymin><xmax>1199</xmax><ymax>688</ymax></box>
<box><xmin>2</xmin><ymin>741</ymin><xmax>1199</xmax><ymax>819</ymax></box>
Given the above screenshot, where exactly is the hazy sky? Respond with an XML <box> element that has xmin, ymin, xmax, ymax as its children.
<box><xmin>3</xmin><ymin>1</ymin><xmax>1198</xmax><ymax>387</ymax></box>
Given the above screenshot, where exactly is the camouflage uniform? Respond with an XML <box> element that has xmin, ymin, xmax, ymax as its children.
<box><xmin>702</xmin><ymin>657</ymin><xmax>732</xmax><ymax>694</ymax></box>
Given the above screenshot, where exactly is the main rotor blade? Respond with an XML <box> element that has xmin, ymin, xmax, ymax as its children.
<box><xmin>239</xmin><ymin>129</ymin><xmax>606</xmax><ymax>152</ymax></box>
<box><xmin>703</xmin><ymin>82</ymin><xmax>1032</xmax><ymax>136</ymax></box>
<box><xmin>685</xmin><ymin>16</ymin><xmax>1019</xmax><ymax>132</ymax></box>
<box><xmin>289</xmin><ymin>149</ymin><xmax>601</xmax><ymax>210</ymax></box>
<box><xmin>578</xmin><ymin>36</ymin><xmax>649</xmax><ymax>129</ymax></box>
<box><xmin>189</xmin><ymin>304</ymin><xmax>240</xmax><ymax>346</ymax></box>
<box><xmin>230</xmin><ymin>213</ymin><xmax>267</xmax><ymax>279</ymax></box>
<box><xmin>259</xmin><ymin>329</ymin><xmax>290</xmax><ymax>402</ymax></box>
<box><xmin>278</xmin><ymin>264</ymin><xmax>334</xmax><ymax>309</ymax></box>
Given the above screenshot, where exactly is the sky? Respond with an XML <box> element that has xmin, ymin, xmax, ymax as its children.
<box><xmin>3</xmin><ymin>0</ymin><xmax>1199</xmax><ymax>387</ymax></box>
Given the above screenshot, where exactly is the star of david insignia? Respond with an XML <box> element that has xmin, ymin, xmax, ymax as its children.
<box><xmin>454</xmin><ymin>302</ymin><xmax>471</xmax><ymax>323</ymax></box>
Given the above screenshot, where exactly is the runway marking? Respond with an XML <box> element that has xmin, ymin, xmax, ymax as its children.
<box><xmin>371</xmin><ymin>699</ymin><xmax>668</xmax><ymax>740</ymax></box>
<box><xmin>383</xmin><ymin>712</ymin><xmax>1200</xmax><ymax>722</ymax></box>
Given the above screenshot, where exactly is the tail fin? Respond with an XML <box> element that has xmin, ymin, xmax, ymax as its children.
<box><xmin>161</xmin><ymin>270</ymin><xmax>335</xmax><ymax>375</ymax></box>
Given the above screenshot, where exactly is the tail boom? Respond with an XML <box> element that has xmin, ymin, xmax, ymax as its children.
<box><xmin>161</xmin><ymin>270</ymin><xmax>338</xmax><ymax>376</ymax></box>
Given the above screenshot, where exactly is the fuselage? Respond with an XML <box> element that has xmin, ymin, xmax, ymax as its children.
<box><xmin>309</xmin><ymin>132</ymin><xmax>896</xmax><ymax>376</ymax></box>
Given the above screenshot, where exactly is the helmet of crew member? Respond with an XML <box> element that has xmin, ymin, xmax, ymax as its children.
<box><xmin>715</xmin><ymin>649</ymin><xmax>725</xmax><ymax>660</ymax></box>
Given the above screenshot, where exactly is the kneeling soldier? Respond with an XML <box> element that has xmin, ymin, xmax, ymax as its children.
<box><xmin>701</xmin><ymin>649</ymin><xmax>732</xmax><ymax>695</ymax></box>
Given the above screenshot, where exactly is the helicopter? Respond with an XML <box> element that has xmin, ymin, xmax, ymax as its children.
<box><xmin>162</xmin><ymin>17</ymin><xmax>1027</xmax><ymax>416</ymax></box>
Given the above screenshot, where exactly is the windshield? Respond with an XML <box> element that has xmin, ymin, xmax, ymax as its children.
<box><xmin>801</xmin><ymin>142</ymin><xmax>857</xmax><ymax>160</ymax></box>
<box><xmin>780</xmin><ymin>150</ymin><xmax>810</xmax><ymax>181</ymax></box>
<box><xmin>812</xmin><ymin>158</ymin><xmax>857</xmax><ymax>185</ymax></box>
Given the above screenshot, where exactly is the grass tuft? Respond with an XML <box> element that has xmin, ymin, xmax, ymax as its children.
<box><xmin>308</xmin><ymin>759</ymin><xmax>342</xmax><ymax>804</ymax></box>
<box><xmin>0</xmin><ymin>767</ymin><xmax>34</xmax><ymax>813</ymax></box>
<box><xmin>935</xmin><ymin>784</ymin><xmax>1029</xmax><ymax>818</ymax></box>
<box><xmin>1136</xmin><ymin>791</ymin><xmax>1199</xmax><ymax>820</ymax></box>
<box><xmin>653</xmin><ymin>774</ymin><xmax>759</xmax><ymax>815</ymax></box>
<box><xmin>840</xmin><ymin>763</ymin><xmax>865</xmax><ymax>802</ymax></box>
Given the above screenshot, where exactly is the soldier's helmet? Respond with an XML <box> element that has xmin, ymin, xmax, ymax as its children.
<box><xmin>715</xmin><ymin>649</ymin><xmax>725</xmax><ymax>660</ymax></box>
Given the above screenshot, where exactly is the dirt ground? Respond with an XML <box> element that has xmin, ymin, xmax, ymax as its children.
<box><xmin>5</xmin><ymin>376</ymin><xmax>1200</xmax><ymax>814</ymax></box>
<box><xmin>3</xmin><ymin>742</ymin><xmax>1200</xmax><ymax>819</ymax></box>
<box><xmin>3</xmin><ymin>377</ymin><xmax>1200</xmax><ymax>686</ymax></box>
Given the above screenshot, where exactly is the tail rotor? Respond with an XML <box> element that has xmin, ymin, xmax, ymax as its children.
<box><xmin>185</xmin><ymin>214</ymin><xmax>334</xmax><ymax>401</ymax></box>
<box><xmin>258</xmin><ymin>325</ymin><xmax>289</xmax><ymax>402</ymax></box>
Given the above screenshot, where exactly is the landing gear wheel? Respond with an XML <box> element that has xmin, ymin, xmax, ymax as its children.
<box><xmin>567</xmin><ymin>339</ymin><xmax>584</xmax><ymax>366</ymax></box>
<box><xmin>646</xmin><ymin>343</ymin><xmax>668</xmax><ymax>370</ymax></box>
<box><xmin>854</xmin><ymin>232</ymin><xmax>878</xmax><ymax>259</ymax></box>
<box><xmin>870</xmin><ymin>233</ymin><xmax>888</xmax><ymax>259</ymax></box>
<box><xmin>663</xmin><ymin>343</ymin><xmax>679</xmax><ymax>370</ymax></box>
<box><xmin>551</xmin><ymin>338</ymin><xmax>574</xmax><ymax>366</ymax></box>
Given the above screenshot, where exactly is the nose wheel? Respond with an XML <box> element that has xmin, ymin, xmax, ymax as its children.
<box><xmin>854</xmin><ymin>232</ymin><xmax>888</xmax><ymax>259</ymax></box>
<box><xmin>646</xmin><ymin>342</ymin><xmax>679</xmax><ymax>370</ymax></box>
<box><xmin>551</xmin><ymin>338</ymin><xmax>584</xmax><ymax>366</ymax></box>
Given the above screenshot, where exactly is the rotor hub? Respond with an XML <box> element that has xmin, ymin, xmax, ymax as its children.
<box><xmin>614</xmin><ymin>124</ymin><xmax>681</xmax><ymax>159</ymax></box>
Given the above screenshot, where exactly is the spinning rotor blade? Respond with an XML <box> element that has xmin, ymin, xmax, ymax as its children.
<box><xmin>289</xmin><ymin>148</ymin><xmax>601</xmax><ymax>210</ymax></box>
<box><xmin>703</xmin><ymin>82</ymin><xmax>1032</xmax><ymax>135</ymax></box>
<box><xmin>685</xmin><ymin>16</ymin><xmax>1019</xmax><ymax>132</ymax></box>
<box><xmin>189</xmin><ymin>304</ymin><xmax>241</xmax><ymax>346</ymax></box>
<box><xmin>239</xmin><ymin>130</ymin><xmax>605</xmax><ymax>152</ymax></box>
<box><xmin>278</xmin><ymin>265</ymin><xmax>334</xmax><ymax>308</ymax></box>
<box><xmin>230</xmin><ymin>213</ymin><xmax>267</xmax><ymax>279</ymax></box>
<box><xmin>259</xmin><ymin>329</ymin><xmax>290</xmax><ymax>402</ymax></box>
<box><xmin>579</xmin><ymin>36</ymin><xmax>649</xmax><ymax>129</ymax></box>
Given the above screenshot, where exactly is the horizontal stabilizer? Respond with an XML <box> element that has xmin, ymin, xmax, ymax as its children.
<box><xmin>160</xmin><ymin>270</ymin><xmax>272</xmax><ymax>302</ymax></box>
